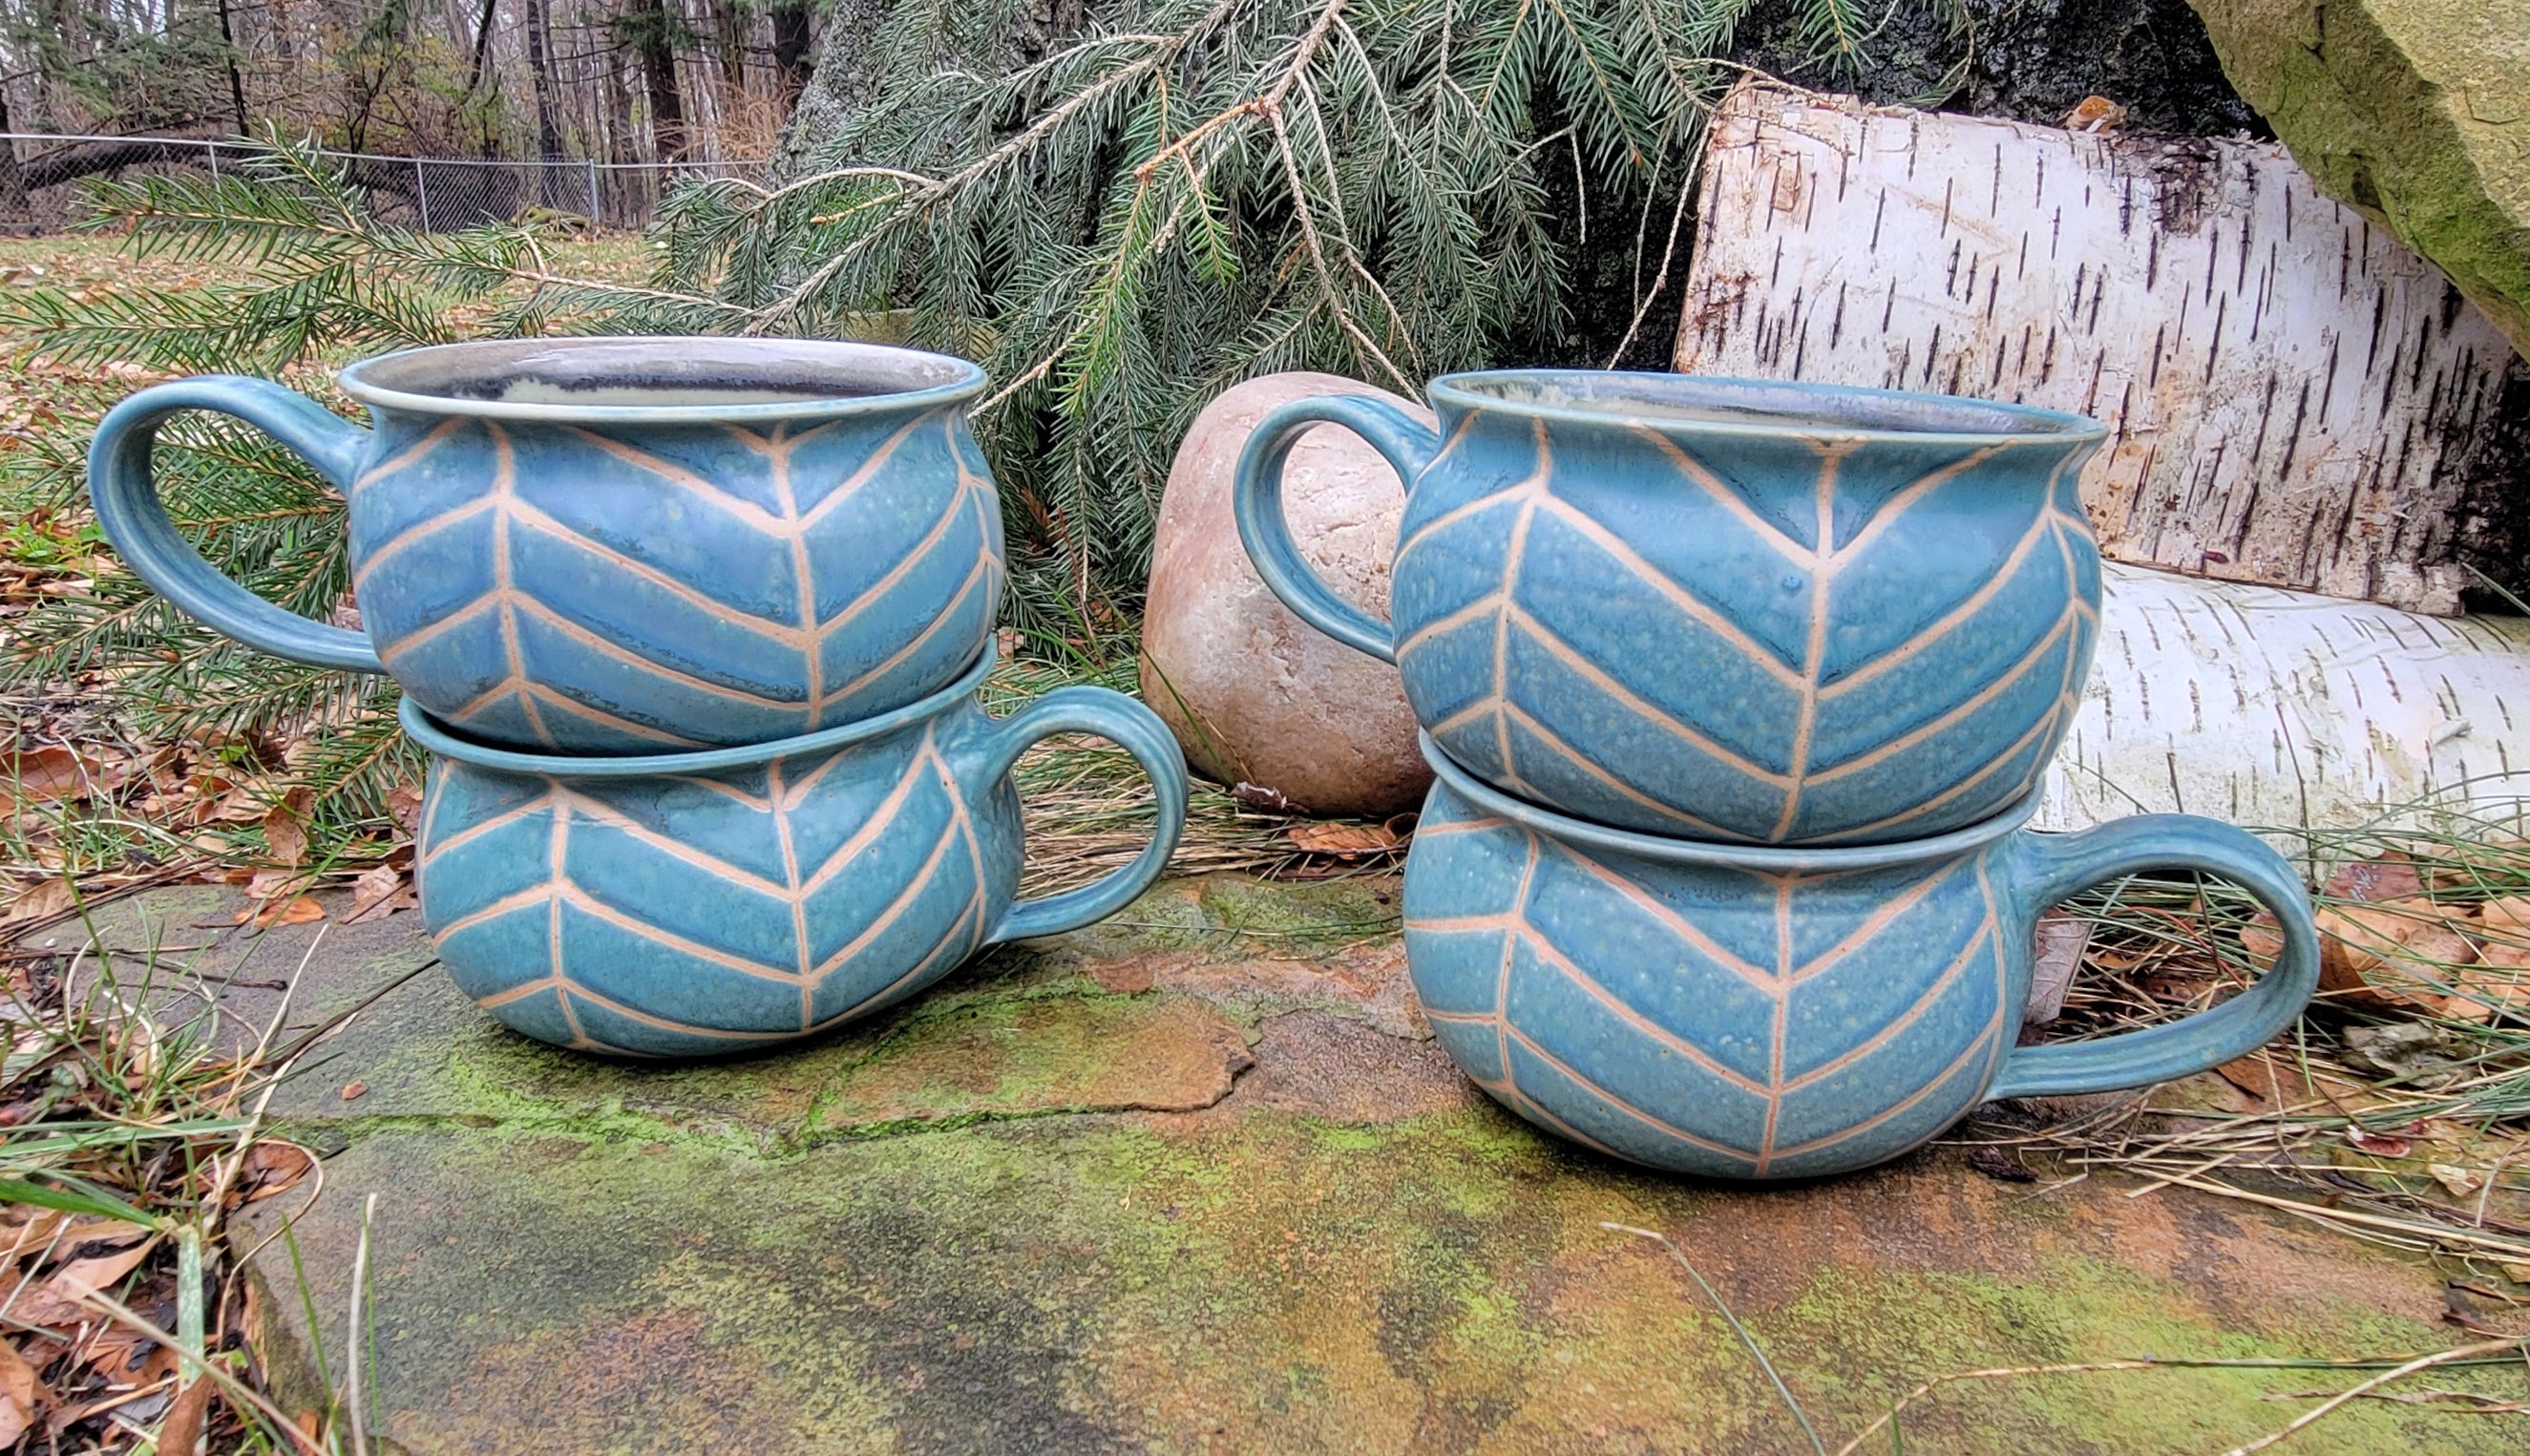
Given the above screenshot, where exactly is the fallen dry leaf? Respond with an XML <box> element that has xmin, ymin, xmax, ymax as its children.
<box><xmin>2346</xmin><ymin>1125</ymin><xmax>2417</xmax><ymax>1159</ymax></box>
<box><xmin>157</xmin><ymin>1373</ymin><xmax>213</xmax><ymax>1456</ymax></box>
<box><xmin>2213</xmin><ymin>1049</ymin><xmax>2387</xmax><ymax>1111</ymax></box>
<box><xmin>0</xmin><ymin>746</ymin><xmax>102</xmax><ymax>806</ymax></box>
<box><xmin>262</xmin><ymin>785</ymin><xmax>314</xmax><ymax>867</ymax></box>
<box><xmin>0</xmin><ymin>1339</ymin><xmax>42</xmax><ymax>1445</ymax></box>
<box><xmin>386</xmin><ymin>783</ymin><xmax>426</xmax><ymax>834</ymax></box>
<box><xmin>2504</xmin><ymin>1261</ymin><xmax>2530</xmax><ymax>1285</ymax></box>
<box><xmin>2478</xmin><ymin>896</ymin><xmax>2530</xmax><ymax>939</ymax></box>
<box><xmin>1286</xmin><ymin>821</ymin><xmax>1403</xmax><ymax>857</ymax></box>
<box><xmin>340</xmin><ymin>1080</ymin><xmax>368</xmax><ymax>1102</ymax></box>
<box><xmin>237</xmin><ymin>1140</ymin><xmax>314</xmax><ymax>1202</ymax></box>
<box><xmin>2316</xmin><ymin>899</ymin><xmax>2476</xmax><ymax>1010</ymax></box>
<box><xmin>234</xmin><ymin>894</ymin><xmax>326</xmax><ymax>929</ymax></box>
<box><xmin>2</xmin><ymin>878</ymin><xmax>76</xmax><ymax>925</ymax></box>
<box><xmin>14</xmin><ymin>1239</ymin><xmax>155</xmax><ymax>1328</ymax></box>
<box><xmin>344</xmin><ymin>864</ymin><xmax>412</xmax><ymax>924</ymax></box>
<box><xmin>2328</xmin><ymin>853</ymin><xmax>2427</xmax><ymax>904</ymax></box>
<box><xmin>2430</xmin><ymin>1163</ymin><xmax>2486</xmax><ymax>1197</ymax></box>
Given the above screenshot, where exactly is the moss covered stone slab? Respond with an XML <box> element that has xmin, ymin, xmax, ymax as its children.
<box><xmin>2188</xmin><ymin>0</ymin><xmax>2530</xmax><ymax>358</ymax></box>
<box><xmin>61</xmin><ymin>876</ymin><xmax>2507</xmax><ymax>1451</ymax></box>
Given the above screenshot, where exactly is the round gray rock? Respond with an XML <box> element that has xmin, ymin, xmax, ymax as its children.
<box><xmin>1139</xmin><ymin>373</ymin><xmax>1433</xmax><ymax>817</ymax></box>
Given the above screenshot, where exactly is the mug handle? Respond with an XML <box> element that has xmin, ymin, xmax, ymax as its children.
<box><xmin>1986</xmin><ymin>815</ymin><xmax>2322</xmax><ymax>1100</ymax></box>
<box><xmin>974</xmin><ymin>686</ymin><xmax>1190</xmax><ymax>943</ymax></box>
<box><xmin>88</xmin><ymin>376</ymin><xmax>383</xmax><ymax>672</ymax></box>
<box><xmin>1231</xmin><ymin>394</ymin><xmax>1441</xmax><ymax>665</ymax></box>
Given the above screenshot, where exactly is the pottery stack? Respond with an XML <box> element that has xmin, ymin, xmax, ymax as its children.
<box><xmin>1235</xmin><ymin>371</ymin><xmax>2325</xmax><ymax>1180</ymax></box>
<box><xmin>87</xmin><ymin>338</ymin><xmax>1188</xmax><ymax>1057</ymax></box>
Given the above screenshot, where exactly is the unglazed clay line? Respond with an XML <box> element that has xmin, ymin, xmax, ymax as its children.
<box><xmin>1507</xmin><ymin>600</ymin><xmax>1799</xmax><ymax>782</ymax></box>
<box><xmin>548</xmin><ymin>786</ymin><xmax>802</xmax><ymax>899</ymax></box>
<box><xmin>815</xmin><ymin>555</ymin><xmax>993</xmax><ymax>710</ymax></box>
<box><xmin>429</xmin><ymin>880</ymin><xmax>557</xmax><ymax>939</ymax></box>
<box><xmin>1633</xmin><ymin>426</ymin><xmax>1816</xmax><ymax>564</ymax></box>
<box><xmin>765</xmin><ymin>401</ymin><xmax>826</xmax><ymax>720</ymax></box>
<box><xmin>845</xmin><ymin>891</ymin><xmax>988</xmax><ymax>1021</ymax></box>
<box><xmin>1495</xmin><ymin>831</ymin><xmax>1544</xmax><ymax>1100</ymax></box>
<box><xmin>792</xmin><ymin>411</ymin><xmax>940</xmax><ymax>534</ymax></box>
<box><xmin>495</xmin><ymin>492</ymin><xmax>812</xmax><ymax>641</ymax></box>
<box><xmin>348</xmin><ymin>496</ymin><xmax>498</xmax><ymax>594</ymax></box>
<box><xmin>1783</xmin><ymin>862</ymin><xmax>1964</xmax><ymax>984</ymax></box>
<box><xmin>414</xmin><ymin>788</ymin><xmax>558</xmax><ymax>862</ymax></box>
<box><xmin>557</xmin><ymin>881</ymin><xmax>805</xmax><ymax>983</ymax></box>
<box><xmin>1812</xmin><ymin>496</ymin><xmax>2062</xmax><ymax>702</ymax></box>
<box><xmin>1823</xmin><ymin>677</ymin><xmax>2076</xmax><ymax>842</ymax></box>
<box><xmin>1522</xmin><ymin>489</ymin><xmax>1811</xmax><ymax>686</ymax></box>
<box><xmin>1777</xmin><ymin>918</ymin><xmax>1999</xmax><ymax>1093</ymax></box>
<box><xmin>1766</xmin><ymin>440</ymin><xmax>1856</xmax><ymax>840</ymax></box>
<box><xmin>1822</xmin><ymin>443</ymin><xmax>2010</xmax><ymax>567</ymax></box>
<box><xmin>1514</xmin><ymin>923</ymin><xmax>1774</xmax><ymax>1095</ymax></box>
<box><xmin>561</xmin><ymin>427</ymin><xmax>798</xmax><ymax>536</ymax></box>
<box><xmin>1803</xmin><ymin>602</ymin><xmax>2084</xmax><ymax>784</ymax></box>
<box><xmin>349</xmin><ymin>414</ymin><xmax>469</xmax><ymax>493</ymax></box>
<box><xmin>927</xmin><ymin>740</ymin><xmax>992</xmax><ymax>930</ymax></box>
<box><xmin>768</xmin><ymin>760</ymin><xmax>815</xmax><ymax>1024</ymax></box>
<box><xmin>1547</xmin><ymin>843</ymin><xmax>1776</xmax><ymax>989</ymax></box>
<box><xmin>508</xmin><ymin>596</ymin><xmax>809</xmax><ymax>707</ymax></box>
<box><xmin>794</xmin><ymin>734</ymin><xmax>937</xmax><ymax>897</ymax></box>
<box><xmin>1504</xmin><ymin>1023</ymin><xmax>1761</xmax><ymax>1161</ymax></box>
<box><xmin>1758</xmin><ymin>987</ymin><xmax>2007</xmax><ymax>1171</ymax></box>
<box><xmin>807</xmin><ymin>812</ymin><xmax>966</xmax><ymax>980</ymax></box>
<box><xmin>1495</xmin><ymin>700</ymin><xmax>1750</xmax><ymax>838</ymax></box>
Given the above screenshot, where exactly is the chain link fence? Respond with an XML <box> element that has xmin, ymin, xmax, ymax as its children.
<box><xmin>0</xmin><ymin>134</ymin><xmax>767</xmax><ymax>233</ymax></box>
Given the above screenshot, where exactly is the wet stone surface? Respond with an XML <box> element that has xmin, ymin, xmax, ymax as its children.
<box><xmin>42</xmin><ymin>875</ymin><xmax>2526</xmax><ymax>1453</ymax></box>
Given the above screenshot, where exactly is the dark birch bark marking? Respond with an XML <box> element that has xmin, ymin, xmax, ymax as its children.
<box><xmin>1870</xmin><ymin>190</ymin><xmax>1887</xmax><ymax>252</ymax></box>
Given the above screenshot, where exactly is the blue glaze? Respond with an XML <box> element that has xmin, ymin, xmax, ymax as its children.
<box><xmin>400</xmin><ymin>649</ymin><xmax>1190</xmax><ymax>1058</ymax></box>
<box><xmin>1235</xmin><ymin>372</ymin><xmax>2109</xmax><ymax>844</ymax></box>
<box><xmin>1402</xmin><ymin>738</ymin><xmax>2319</xmax><ymax>1180</ymax></box>
<box><xmin>88</xmin><ymin>337</ymin><xmax>1004</xmax><ymax>751</ymax></box>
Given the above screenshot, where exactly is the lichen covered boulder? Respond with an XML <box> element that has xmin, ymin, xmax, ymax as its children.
<box><xmin>1139</xmin><ymin>372</ymin><xmax>1432</xmax><ymax>817</ymax></box>
<box><xmin>2186</xmin><ymin>0</ymin><xmax>2530</xmax><ymax>359</ymax></box>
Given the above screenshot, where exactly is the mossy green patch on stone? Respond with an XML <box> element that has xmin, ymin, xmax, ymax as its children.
<box><xmin>2188</xmin><ymin>0</ymin><xmax>2530</xmax><ymax>357</ymax></box>
<box><xmin>245</xmin><ymin>1104</ymin><xmax>2526</xmax><ymax>1455</ymax></box>
<box><xmin>813</xmin><ymin>993</ymin><xmax>1254</xmax><ymax>1134</ymax></box>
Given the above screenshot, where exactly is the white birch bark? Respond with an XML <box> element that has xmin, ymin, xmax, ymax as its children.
<box><xmin>2036</xmin><ymin>563</ymin><xmax>2530</xmax><ymax>839</ymax></box>
<box><xmin>1675</xmin><ymin>81</ymin><xmax>2530</xmax><ymax>616</ymax></box>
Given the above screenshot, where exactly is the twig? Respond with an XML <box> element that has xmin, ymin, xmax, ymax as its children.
<box><xmin>1604</xmin><ymin>1222</ymin><xmax>1825</xmax><ymax>1455</ymax></box>
<box><xmin>345</xmin><ymin>1191</ymin><xmax>379</xmax><ymax>1456</ymax></box>
<box><xmin>2222</xmin><ymin>1337</ymin><xmax>2529</xmax><ymax>1454</ymax></box>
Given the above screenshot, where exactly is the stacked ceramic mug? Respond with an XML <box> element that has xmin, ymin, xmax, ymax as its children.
<box><xmin>1235</xmin><ymin>371</ymin><xmax>2324</xmax><ymax>1181</ymax></box>
<box><xmin>88</xmin><ymin>338</ymin><xmax>1187</xmax><ymax>1057</ymax></box>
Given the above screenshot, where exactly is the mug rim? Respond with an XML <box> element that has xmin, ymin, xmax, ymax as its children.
<box><xmin>400</xmin><ymin>643</ymin><xmax>997</xmax><ymax>778</ymax></box>
<box><xmin>1418</xmin><ymin>732</ymin><xmax>2039</xmax><ymax>870</ymax></box>
<box><xmin>338</xmin><ymin>336</ymin><xmax>989</xmax><ymax>424</ymax></box>
<box><xmin>1424</xmin><ymin>369</ymin><xmax>2107</xmax><ymax>448</ymax></box>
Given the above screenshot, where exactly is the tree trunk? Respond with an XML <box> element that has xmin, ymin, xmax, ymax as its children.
<box><xmin>0</xmin><ymin>89</ymin><xmax>28</xmax><ymax>220</ymax></box>
<box><xmin>708</xmin><ymin>0</ymin><xmax>746</xmax><ymax>96</ymax></box>
<box><xmin>631</xmin><ymin>0</ymin><xmax>688</xmax><ymax>164</ymax></box>
<box><xmin>1676</xmin><ymin>81</ymin><xmax>2530</xmax><ymax>616</ymax></box>
<box><xmin>214</xmin><ymin>0</ymin><xmax>251</xmax><ymax>133</ymax></box>
<box><xmin>770</xmin><ymin>1</ymin><xmax>813</xmax><ymax>111</ymax></box>
<box><xmin>524</xmin><ymin>0</ymin><xmax>566</xmax><ymax>201</ymax></box>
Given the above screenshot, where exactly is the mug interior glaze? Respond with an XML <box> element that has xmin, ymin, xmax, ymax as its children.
<box><xmin>1402</xmin><ymin>736</ymin><xmax>2319</xmax><ymax>1181</ymax></box>
<box><xmin>1233</xmin><ymin>371</ymin><xmax>2109</xmax><ymax>846</ymax></box>
<box><xmin>404</xmin><ymin>646</ymin><xmax>1191</xmax><ymax>1058</ymax></box>
<box><xmin>88</xmin><ymin>338</ymin><xmax>1003</xmax><ymax>752</ymax></box>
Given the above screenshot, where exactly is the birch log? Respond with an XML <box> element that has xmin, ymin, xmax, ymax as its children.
<box><xmin>1675</xmin><ymin>81</ymin><xmax>2530</xmax><ymax>616</ymax></box>
<box><xmin>2035</xmin><ymin>563</ymin><xmax>2530</xmax><ymax>836</ymax></box>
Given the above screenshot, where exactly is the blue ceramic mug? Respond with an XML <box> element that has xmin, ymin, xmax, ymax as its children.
<box><xmin>402</xmin><ymin>648</ymin><xmax>1187</xmax><ymax>1057</ymax></box>
<box><xmin>90</xmin><ymin>337</ymin><xmax>1004</xmax><ymax>751</ymax></box>
<box><xmin>1403</xmin><ymin>739</ymin><xmax>2320</xmax><ymax>1180</ymax></box>
<box><xmin>1235</xmin><ymin>372</ymin><xmax>2108</xmax><ymax>845</ymax></box>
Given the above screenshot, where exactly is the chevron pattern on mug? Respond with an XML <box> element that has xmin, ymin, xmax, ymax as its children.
<box><xmin>418</xmin><ymin>720</ymin><xmax>1016</xmax><ymax>1059</ymax></box>
<box><xmin>355</xmin><ymin>408</ymin><xmax>1004</xmax><ymax>751</ymax></box>
<box><xmin>1403</xmin><ymin>786</ymin><xmax>2015</xmax><ymax>1181</ymax></box>
<box><xmin>1393</xmin><ymin>410</ymin><xmax>2101</xmax><ymax>844</ymax></box>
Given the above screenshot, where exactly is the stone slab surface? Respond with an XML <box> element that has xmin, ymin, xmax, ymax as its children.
<box><xmin>44</xmin><ymin>876</ymin><xmax>2524</xmax><ymax>1454</ymax></box>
